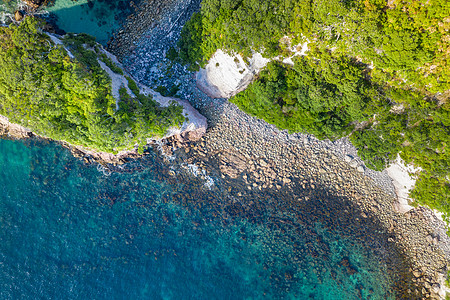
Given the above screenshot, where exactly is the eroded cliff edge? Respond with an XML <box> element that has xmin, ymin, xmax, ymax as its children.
<box><xmin>0</xmin><ymin>20</ymin><xmax>207</xmax><ymax>165</ymax></box>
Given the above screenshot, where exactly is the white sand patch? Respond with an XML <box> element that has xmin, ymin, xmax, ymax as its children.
<box><xmin>386</xmin><ymin>155</ymin><xmax>421</xmax><ymax>213</ymax></box>
<box><xmin>196</xmin><ymin>41</ymin><xmax>308</xmax><ymax>99</ymax></box>
<box><xmin>433</xmin><ymin>209</ymin><xmax>448</xmax><ymax>224</ymax></box>
<box><xmin>386</xmin><ymin>155</ymin><xmax>449</xmax><ymax>227</ymax></box>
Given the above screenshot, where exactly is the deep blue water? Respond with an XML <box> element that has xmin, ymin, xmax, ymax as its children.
<box><xmin>0</xmin><ymin>138</ymin><xmax>411</xmax><ymax>299</ymax></box>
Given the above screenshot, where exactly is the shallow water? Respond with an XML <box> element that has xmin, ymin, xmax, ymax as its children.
<box><xmin>0</xmin><ymin>0</ymin><xmax>133</xmax><ymax>44</ymax></box>
<box><xmin>0</xmin><ymin>138</ymin><xmax>408</xmax><ymax>299</ymax></box>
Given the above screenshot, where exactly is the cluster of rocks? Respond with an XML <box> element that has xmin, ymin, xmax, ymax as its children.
<box><xmin>107</xmin><ymin>0</ymin><xmax>201</xmax><ymax>60</ymax></box>
<box><xmin>105</xmin><ymin>0</ymin><xmax>450</xmax><ymax>296</ymax></box>
<box><xmin>4</xmin><ymin>0</ymin><xmax>448</xmax><ymax>296</ymax></box>
<box><xmin>23</xmin><ymin>0</ymin><xmax>47</xmax><ymax>9</ymax></box>
<box><xmin>148</xmin><ymin>99</ymin><xmax>448</xmax><ymax>298</ymax></box>
<box><xmin>12</xmin><ymin>0</ymin><xmax>48</xmax><ymax>22</ymax></box>
<box><xmin>0</xmin><ymin>116</ymin><xmax>33</xmax><ymax>139</ymax></box>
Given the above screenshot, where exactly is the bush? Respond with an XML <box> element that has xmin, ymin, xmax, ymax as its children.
<box><xmin>98</xmin><ymin>53</ymin><xmax>124</xmax><ymax>75</ymax></box>
<box><xmin>0</xmin><ymin>17</ymin><xmax>184</xmax><ymax>153</ymax></box>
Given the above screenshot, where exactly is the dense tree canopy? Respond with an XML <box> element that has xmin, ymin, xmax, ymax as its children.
<box><xmin>177</xmin><ymin>0</ymin><xmax>450</xmax><ymax>220</ymax></box>
<box><xmin>0</xmin><ymin>17</ymin><xmax>184</xmax><ymax>153</ymax></box>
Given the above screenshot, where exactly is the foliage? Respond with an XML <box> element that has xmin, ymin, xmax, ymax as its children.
<box><xmin>0</xmin><ymin>17</ymin><xmax>184</xmax><ymax>153</ymax></box>
<box><xmin>155</xmin><ymin>85</ymin><xmax>180</xmax><ymax>98</ymax></box>
<box><xmin>350</xmin><ymin>113</ymin><xmax>406</xmax><ymax>171</ymax></box>
<box><xmin>179</xmin><ymin>0</ymin><xmax>450</xmax><ymax>94</ymax></box>
<box><xmin>232</xmin><ymin>53</ymin><xmax>381</xmax><ymax>140</ymax></box>
<box><xmin>125</xmin><ymin>76</ymin><xmax>140</xmax><ymax>96</ymax></box>
<box><xmin>180</xmin><ymin>0</ymin><xmax>450</xmax><ymax>219</ymax></box>
<box><xmin>99</xmin><ymin>53</ymin><xmax>124</xmax><ymax>75</ymax></box>
<box><xmin>178</xmin><ymin>12</ymin><xmax>205</xmax><ymax>70</ymax></box>
<box><xmin>166</xmin><ymin>46</ymin><xmax>179</xmax><ymax>62</ymax></box>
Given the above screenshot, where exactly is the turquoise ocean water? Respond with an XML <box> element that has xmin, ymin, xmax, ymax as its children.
<box><xmin>0</xmin><ymin>138</ymin><xmax>411</xmax><ymax>299</ymax></box>
<box><xmin>0</xmin><ymin>4</ymin><xmax>415</xmax><ymax>298</ymax></box>
<box><xmin>0</xmin><ymin>0</ymin><xmax>132</xmax><ymax>44</ymax></box>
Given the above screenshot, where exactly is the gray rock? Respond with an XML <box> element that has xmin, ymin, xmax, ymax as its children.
<box><xmin>349</xmin><ymin>160</ymin><xmax>358</xmax><ymax>168</ymax></box>
<box><xmin>344</xmin><ymin>154</ymin><xmax>353</xmax><ymax>163</ymax></box>
<box><xmin>14</xmin><ymin>10</ymin><xmax>24</xmax><ymax>21</ymax></box>
<box><xmin>259</xmin><ymin>159</ymin><xmax>268</xmax><ymax>167</ymax></box>
<box><xmin>357</xmin><ymin>165</ymin><xmax>365</xmax><ymax>173</ymax></box>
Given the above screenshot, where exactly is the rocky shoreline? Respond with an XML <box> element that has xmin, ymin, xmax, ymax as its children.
<box><xmin>3</xmin><ymin>0</ymin><xmax>450</xmax><ymax>298</ymax></box>
<box><xmin>0</xmin><ymin>28</ymin><xmax>207</xmax><ymax>166</ymax></box>
<box><xmin>157</xmin><ymin>100</ymin><xmax>449</xmax><ymax>298</ymax></box>
<box><xmin>104</xmin><ymin>0</ymin><xmax>450</xmax><ymax>298</ymax></box>
<box><xmin>0</xmin><ymin>106</ymin><xmax>205</xmax><ymax>166</ymax></box>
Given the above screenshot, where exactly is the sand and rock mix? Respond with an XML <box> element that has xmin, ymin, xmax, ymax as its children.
<box><xmin>106</xmin><ymin>0</ymin><xmax>450</xmax><ymax>297</ymax></box>
<box><xmin>3</xmin><ymin>0</ymin><xmax>450</xmax><ymax>297</ymax></box>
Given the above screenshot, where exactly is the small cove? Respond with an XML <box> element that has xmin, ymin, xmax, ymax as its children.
<box><xmin>0</xmin><ymin>0</ymin><xmax>135</xmax><ymax>44</ymax></box>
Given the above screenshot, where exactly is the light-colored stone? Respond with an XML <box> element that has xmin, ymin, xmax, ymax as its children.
<box><xmin>386</xmin><ymin>155</ymin><xmax>420</xmax><ymax>213</ymax></box>
<box><xmin>349</xmin><ymin>160</ymin><xmax>358</xmax><ymax>168</ymax></box>
<box><xmin>413</xmin><ymin>269</ymin><xmax>422</xmax><ymax>278</ymax></box>
<box><xmin>196</xmin><ymin>50</ymin><xmax>269</xmax><ymax>98</ymax></box>
<box><xmin>196</xmin><ymin>41</ymin><xmax>308</xmax><ymax>99</ymax></box>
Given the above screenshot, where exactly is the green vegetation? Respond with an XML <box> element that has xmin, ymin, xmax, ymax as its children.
<box><xmin>99</xmin><ymin>53</ymin><xmax>124</xmax><ymax>75</ymax></box>
<box><xmin>233</xmin><ymin>52</ymin><xmax>382</xmax><ymax>140</ymax></box>
<box><xmin>178</xmin><ymin>0</ymin><xmax>450</xmax><ymax>221</ymax></box>
<box><xmin>178</xmin><ymin>0</ymin><xmax>450</xmax><ymax>94</ymax></box>
<box><xmin>0</xmin><ymin>17</ymin><xmax>184</xmax><ymax>153</ymax></box>
<box><xmin>155</xmin><ymin>85</ymin><xmax>180</xmax><ymax>98</ymax></box>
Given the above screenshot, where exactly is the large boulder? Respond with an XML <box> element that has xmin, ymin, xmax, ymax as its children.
<box><xmin>14</xmin><ymin>11</ymin><xmax>24</xmax><ymax>22</ymax></box>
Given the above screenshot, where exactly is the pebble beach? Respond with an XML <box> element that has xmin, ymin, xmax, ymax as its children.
<box><xmin>106</xmin><ymin>0</ymin><xmax>450</xmax><ymax>298</ymax></box>
<box><xmin>0</xmin><ymin>0</ymin><xmax>448</xmax><ymax>297</ymax></box>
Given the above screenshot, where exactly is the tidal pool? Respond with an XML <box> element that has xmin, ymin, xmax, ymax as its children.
<box><xmin>0</xmin><ymin>0</ymin><xmax>134</xmax><ymax>44</ymax></box>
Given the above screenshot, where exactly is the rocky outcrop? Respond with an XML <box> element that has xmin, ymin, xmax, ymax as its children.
<box><xmin>94</xmin><ymin>43</ymin><xmax>207</xmax><ymax>145</ymax></box>
<box><xmin>23</xmin><ymin>0</ymin><xmax>47</xmax><ymax>9</ymax></box>
<box><xmin>0</xmin><ymin>107</ymin><xmax>205</xmax><ymax>166</ymax></box>
<box><xmin>196</xmin><ymin>50</ymin><xmax>269</xmax><ymax>99</ymax></box>
<box><xmin>0</xmin><ymin>35</ymin><xmax>207</xmax><ymax>166</ymax></box>
<box><xmin>0</xmin><ymin>116</ymin><xmax>33</xmax><ymax>139</ymax></box>
<box><xmin>196</xmin><ymin>42</ymin><xmax>308</xmax><ymax>99</ymax></box>
<box><xmin>137</xmin><ymin>85</ymin><xmax>207</xmax><ymax>143</ymax></box>
<box><xmin>14</xmin><ymin>11</ymin><xmax>24</xmax><ymax>22</ymax></box>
